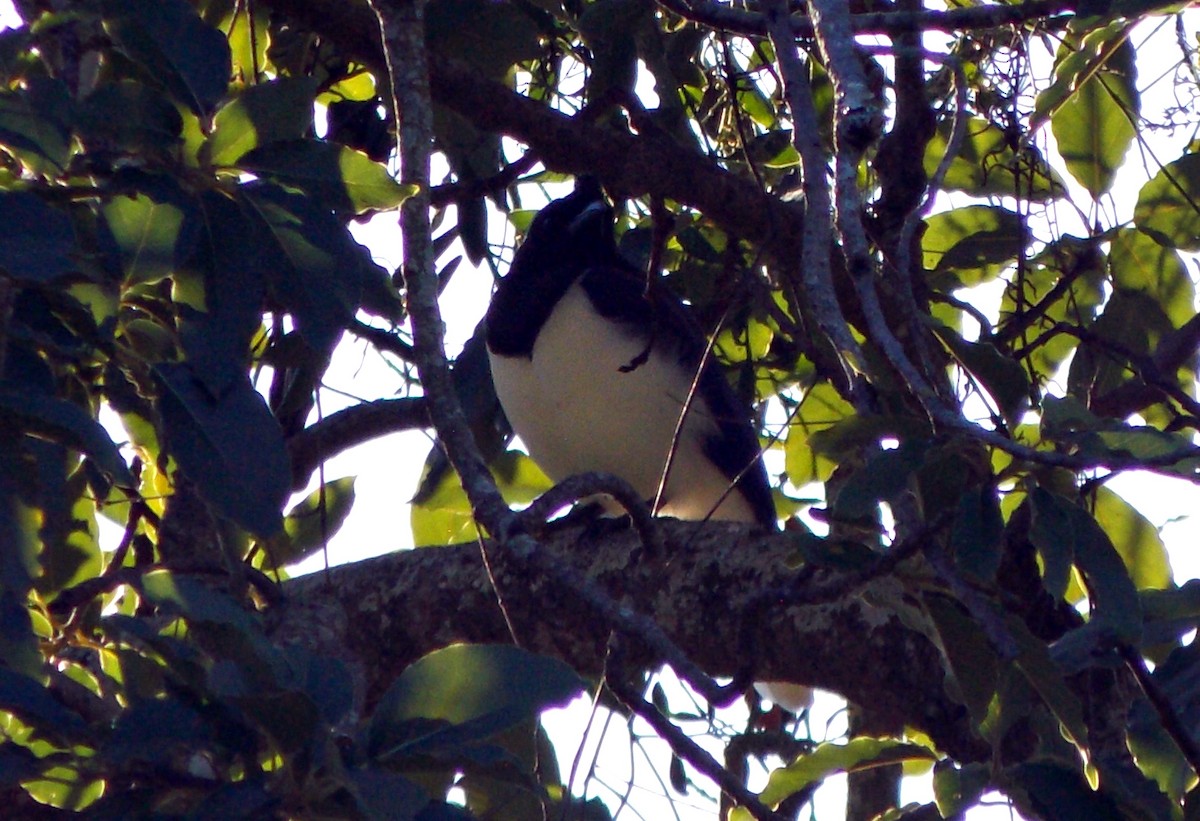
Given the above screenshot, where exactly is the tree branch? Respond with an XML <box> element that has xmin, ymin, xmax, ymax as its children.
<box><xmin>271</xmin><ymin>519</ymin><xmax>987</xmax><ymax>763</ymax></box>
<box><xmin>286</xmin><ymin>398</ymin><xmax>430</xmax><ymax>491</ymax></box>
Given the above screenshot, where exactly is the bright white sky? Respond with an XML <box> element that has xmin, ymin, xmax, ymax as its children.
<box><xmin>2</xmin><ymin>2</ymin><xmax>1197</xmax><ymax>818</ymax></box>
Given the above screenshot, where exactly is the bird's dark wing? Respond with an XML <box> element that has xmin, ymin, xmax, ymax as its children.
<box><xmin>577</xmin><ymin>265</ymin><xmax>777</xmax><ymax>529</ymax></box>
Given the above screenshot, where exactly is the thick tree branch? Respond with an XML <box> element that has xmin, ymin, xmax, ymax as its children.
<box><xmin>272</xmin><ymin>519</ymin><xmax>987</xmax><ymax>763</ymax></box>
<box><xmin>286</xmin><ymin>398</ymin><xmax>430</xmax><ymax>491</ymax></box>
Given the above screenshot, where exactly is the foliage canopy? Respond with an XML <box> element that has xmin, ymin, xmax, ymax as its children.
<box><xmin>0</xmin><ymin>0</ymin><xmax>1199</xmax><ymax>818</ymax></box>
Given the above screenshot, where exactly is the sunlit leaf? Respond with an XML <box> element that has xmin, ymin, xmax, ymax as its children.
<box><xmin>759</xmin><ymin>738</ymin><xmax>935</xmax><ymax>806</ymax></box>
<box><xmin>1133</xmin><ymin>152</ymin><xmax>1200</xmax><ymax>251</ymax></box>
<box><xmin>103</xmin><ymin>193</ymin><xmax>184</xmax><ymax>286</ymax></box>
<box><xmin>273</xmin><ymin>477</ymin><xmax>357</xmax><ymax>570</ymax></box>
<box><xmin>923</xmin><ymin>205</ymin><xmax>1022</xmax><ymax>287</ymax></box>
<box><xmin>205</xmin><ymin>77</ymin><xmax>318</xmax><ymax>166</ymax></box>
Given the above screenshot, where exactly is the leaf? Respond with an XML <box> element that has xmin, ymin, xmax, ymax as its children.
<box><xmin>1006</xmin><ymin>612</ymin><xmax>1091</xmax><ymax>751</ymax></box>
<box><xmin>1007</xmin><ymin>761</ymin><xmax>1124</xmax><ymax>821</ymax></box>
<box><xmin>784</xmin><ymin>382</ymin><xmax>855</xmax><ymax>487</ymax></box>
<box><xmin>924</xmin><ymin>594</ymin><xmax>999</xmax><ymax>725</ymax></box>
<box><xmin>0</xmin><ymin>78</ymin><xmax>72</xmax><ymax>173</ymax></box>
<box><xmin>103</xmin><ymin>0</ymin><xmax>232</xmax><ymax>117</ymax></box>
<box><xmin>367</xmin><ymin>644</ymin><xmax>583</xmax><ymax>760</ymax></box>
<box><xmin>78</xmin><ymin>80</ymin><xmax>184</xmax><ymax>154</ymax></box>
<box><xmin>241</xmin><ymin>182</ymin><xmax>374</xmax><ymax>355</ymax></box>
<box><xmin>933</xmin><ymin>761</ymin><xmax>989</xmax><ymax>818</ymax></box>
<box><xmin>1029</xmin><ymin>488</ymin><xmax>1142</xmax><ymax>644</ymax></box>
<box><xmin>0</xmin><ymin>192</ymin><xmax>75</xmax><ymax>283</ymax></box>
<box><xmin>1128</xmin><ymin>641</ymin><xmax>1200</xmax><ymax>801</ymax></box>
<box><xmin>0</xmin><ymin>668</ymin><xmax>88</xmax><ymax>744</ymax></box>
<box><xmin>932</xmin><ymin>324</ymin><xmax>1030</xmax><ymax>424</ymax></box>
<box><xmin>155</xmin><ymin>363</ymin><xmax>290</xmax><ymax>537</ymax></box>
<box><xmin>103</xmin><ymin>698</ymin><xmax>212</xmax><ymax>765</ymax></box>
<box><xmin>177</xmin><ymin>190</ymin><xmax>268</xmax><ymax>399</ymax></box>
<box><xmin>0</xmin><ymin>390</ymin><xmax>134</xmax><ymax>487</ymax></box>
<box><xmin>948</xmin><ymin>484</ymin><xmax>1004</xmax><ymax>582</ymax></box>
<box><xmin>140</xmin><ymin>569</ymin><xmax>260</xmax><ymax>631</ymax></box>
<box><xmin>348</xmin><ymin>768</ymin><xmax>429</xmax><ymax>821</ymax></box>
<box><xmin>922</xmin><ymin>205</ymin><xmax>1023</xmax><ymax>287</ymax></box>
<box><xmin>1093</xmin><ymin>486</ymin><xmax>1171</xmax><ymax>591</ymax></box>
<box><xmin>759</xmin><ymin>738</ymin><xmax>935</xmax><ymax>806</ymax></box>
<box><xmin>1133</xmin><ymin>152</ymin><xmax>1200</xmax><ymax>251</ymax></box>
<box><xmin>103</xmin><ymin>193</ymin><xmax>184</xmax><ymax>286</ymax></box>
<box><xmin>1050</xmin><ymin>38</ymin><xmax>1138</xmax><ymax>198</ymax></box>
<box><xmin>830</xmin><ymin>439</ymin><xmax>929</xmax><ymax>519</ymax></box>
<box><xmin>1068</xmin><ymin>290</ymin><xmax>1173</xmax><ymax>401</ymax></box>
<box><xmin>204</xmin><ymin>77</ymin><xmax>319</xmax><ymax>166</ymax></box>
<box><xmin>1109</xmin><ymin>227</ymin><xmax>1195</xmax><ymax>329</ymax></box>
<box><xmin>273</xmin><ymin>476</ymin><xmax>357</xmax><ymax>570</ymax></box>
<box><xmin>239</xmin><ymin>139</ymin><xmax>416</xmax><ymax>215</ymax></box>
<box><xmin>923</xmin><ymin>117</ymin><xmax>1065</xmax><ymax>201</ymax></box>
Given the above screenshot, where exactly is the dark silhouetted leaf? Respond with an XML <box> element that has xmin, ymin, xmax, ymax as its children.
<box><xmin>0</xmin><ymin>668</ymin><xmax>88</xmax><ymax>743</ymax></box>
<box><xmin>0</xmin><ymin>390</ymin><xmax>133</xmax><ymax>486</ymax></box>
<box><xmin>78</xmin><ymin>80</ymin><xmax>183</xmax><ymax>154</ymax></box>
<box><xmin>924</xmin><ymin>594</ymin><xmax>998</xmax><ymax>725</ymax></box>
<box><xmin>103</xmin><ymin>0</ymin><xmax>231</xmax><ymax>117</ymax></box>
<box><xmin>949</xmin><ymin>484</ymin><xmax>1004</xmax><ymax>582</ymax></box>
<box><xmin>239</xmin><ymin>139</ymin><xmax>416</xmax><ymax>214</ymax></box>
<box><xmin>1007</xmin><ymin>761</ymin><xmax>1123</xmax><ymax>821</ymax></box>
<box><xmin>155</xmin><ymin>364</ymin><xmax>290</xmax><ymax>537</ymax></box>
<box><xmin>933</xmin><ymin>324</ymin><xmax>1030</xmax><ymax>424</ymax></box>
<box><xmin>0</xmin><ymin>77</ymin><xmax>72</xmax><ymax>173</ymax></box>
<box><xmin>1029</xmin><ymin>488</ymin><xmax>1142</xmax><ymax>643</ymax></box>
<box><xmin>368</xmin><ymin>644</ymin><xmax>583</xmax><ymax>761</ymax></box>
<box><xmin>0</xmin><ymin>192</ymin><xmax>75</xmax><ymax>283</ymax></box>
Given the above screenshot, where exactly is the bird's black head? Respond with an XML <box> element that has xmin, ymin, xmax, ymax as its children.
<box><xmin>485</xmin><ymin>178</ymin><xmax>621</xmax><ymax>356</ymax></box>
<box><xmin>517</xmin><ymin>176</ymin><xmax>616</xmax><ymax>269</ymax></box>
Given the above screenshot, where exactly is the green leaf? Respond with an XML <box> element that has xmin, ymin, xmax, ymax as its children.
<box><xmin>1093</xmin><ymin>487</ymin><xmax>1171</xmax><ymax>591</ymax></box>
<box><xmin>0</xmin><ymin>192</ymin><xmax>75</xmax><ymax>283</ymax></box>
<box><xmin>155</xmin><ymin>364</ymin><xmax>290</xmax><ymax>537</ymax></box>
<box><xmin>0</xmin><ymin>390</ymin><xmax>134</xmax><ymax>487</ymax></box>
<box><xmin>103</xmin><ymin>193</ymin><xmax>184</xmax><ymax>286</ymax></box>
<box><xmin>1068</xmin><ymin>290</ymin><xmax>1173</xmax><ymax>401</ymax></box>
<box><xmin>933</xmin><ymin>324</ymin><xmax>1030</xmax><ymax>424</ymax></box>
<box><xmin>1006</xmin><ymin>611</ymin><xmax>1091</xmax><ymax>751</ymax></box>
<box><xmin>924</xmin><ymin>117</ymin><xmax>1065</xmax><ymax>201</ymax></box>
<box><xmin>922</xmin><ymin>205</ymin><xmax>1023</xmax><ymax>287</ymax></box>
<box><xmin>274</xmin><ymin>477</ymin><xmax>357</xmax><ymax>570</ymax></box>
<box><xmin>1109</xmin><ymin>227</ymin><xmax>1195</xmax><ymax>329</ymax></box>
<box><xmin>1029</xmin><ymin>488</ymin><xmax>1142</xmax><ymax>643</ymax></box>
<box><xmin>140</xmin><ymin>569</ymin><xmax>259</xmax><ymax>631</ymax></box>
<box><xmin>1133</xmin><ymin>153</ymin><xmax>1200</xmax><ymax>251</ymax></box>
<box><xmin>1128</xmin><ymin>641</ymin><xmax>1200</xmax><ymax>801</ymax></box>
<box><xmin>103</xmin><ymin>0</ymin><xmax>232</xmax><ymax>117</ymax></box>
<box><xmin>1050</xmin><ymin>38</ymin><xmax>1138</xmax><ymax>198</ymax></box>
<box><xmin>239</xmin><ymin>140</ymin><xmax>416</xmax><ymax>215</ymax></box>
<box><xmin>1000</xmin><ymin>237</ymin><xmax>1105</xmax><ymax>382</ymax></box>
<box><xmin>204</xmin><ymin>77</ymin><xmax>318</xmax><ymax>166</ymax></box>
<box><xmin>759</xmin><ymin>738</ymin><xmax>935</xmax><ymax>806</ymax></box>
<box><xmin>933</xmin><ymin>761</ymin><xmax>989</xmax><ymax>819</ymax></box>
<box><xmin>784</xmin><ymin>382</ymin><xmax>855</xmax><ymax>487</ymax></box>
<box><xmin>367</xmin><ymin>644</ymin><xmax>583</xmax><ymax>760</ymax></box>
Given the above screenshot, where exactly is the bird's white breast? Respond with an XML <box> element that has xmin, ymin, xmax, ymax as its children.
<box><xmin>488</xmin><ymin>282</ymin><xmax>757</xmax><ymax>522</ymax></box>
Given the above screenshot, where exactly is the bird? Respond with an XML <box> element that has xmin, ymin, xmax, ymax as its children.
<box><xmin>484</xmin><ymin>178</ymin><xmax>776</xmax><ymax>529</ymax></box>
<box><xmin>485</xmin><ymin>179</ymin><xmax>811</xmax><ymax>712</ymax></box>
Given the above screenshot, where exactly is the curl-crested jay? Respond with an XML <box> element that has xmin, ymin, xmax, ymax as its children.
<box><xmin>485</xmin><ymin>179</ymin><xmax>812</xmax><ymax>710</ymax></box>
<box><xmin>485</xmin><ymin>179</ymin><xmax>776</xmax><ymax>528</ymax></box>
